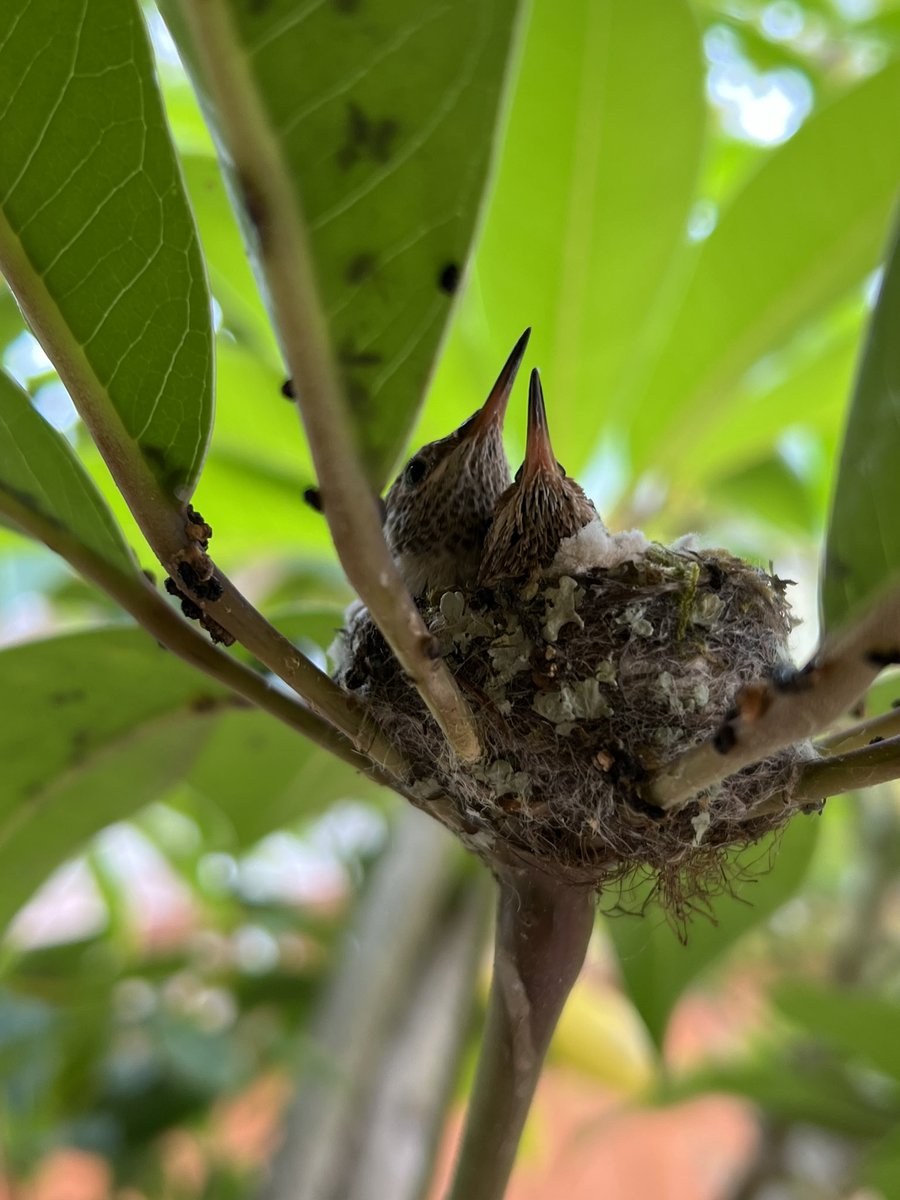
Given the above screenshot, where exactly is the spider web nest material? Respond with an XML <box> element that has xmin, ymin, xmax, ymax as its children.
<box><xmin>335</xmin><ymin>543</ymin><xmax>818</xmax><ymax>907</ymax></box>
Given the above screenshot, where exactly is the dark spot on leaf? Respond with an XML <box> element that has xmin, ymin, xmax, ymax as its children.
<box><xmin>332</xmin><ymin>0</ymin><xmax>361</xmax><ymax>11</ymax></box>
<box><xmin>337</xmin><ymin>338</ymin><xmax>382</xmax><ymax>369</ymax></box>
<box><xmin>345</xmin><ymin>377</ymin><xmax>371</xmax><ymax>415</ymax></box>
<box><xmin>190</xmin><ymin>694</ymin><xmax>220</xmax><ymax>713</ymax></box>
<box><xmin>49</xmin><ymin>689</ymin><xmax>85</xmax><ymax>707</ymax></box>
<box><xmin>868</xmin><ymin>648</ymin><xmax>900</xmax><ymax>669</ymax></box>
<box><xmin>713</xmin><ymin>723</ymin><xmax>737</xmax><ymax>754</ymax></box>
<box><xmin>304</xmin><ymin>487</ymin><xmax>323</xmax><ymax>513</ymax></box>
<box><xmin>281</xmin><ymin>378</ymin><xmax>296</xmax><ymax>399</ymax></box>
<box><xmin>337</xmin><ymin>103</ymin><xmax>400</xmax><ymax>169</ymax></box>
<box><xmin>438</xmin><ymin>263</ymin><xmax>460</xmax><ymax>294</ymax></box>
<box><xmin>346</xmin><ymin>252</ymin><xmax>377</xmax><ymax>284</ymax></box>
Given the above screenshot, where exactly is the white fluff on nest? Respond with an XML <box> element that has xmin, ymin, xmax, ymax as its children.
<box><xmin>549</xmin><ymin>517</ymin><xmax>649</xmax><ymax>576</ymax></box>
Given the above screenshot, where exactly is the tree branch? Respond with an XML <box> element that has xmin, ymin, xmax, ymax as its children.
<box><xmin>446</xmin><ymin>868</ymin><xmax>595</xmax><ymax>1200</ymax></box>
<box><xmin>1</xmin><ymin>493</ymin><xmax>389</xmax><ymax>782</ymax></box>
<box><xmin>817</xmin><ymin>703</ymin><xmax>900</xmax><ymax>753</ymax></box>
<box><xmin>175</xmin><ymin>0</ymin><xmax>482</xmax><ymax>764</ymax></box>
<box><xmin>0</xmin><ymin>207</ymin><xmax>400</xmax><ymax>770</ymax></box>
<box><xmin>648</xmin><ymin>590</ymin><xmax>900</xmax><ymax>811</ymax></box>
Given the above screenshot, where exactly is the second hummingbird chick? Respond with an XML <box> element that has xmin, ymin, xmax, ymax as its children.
<box><xmin>383</xmin><ymin>329</ymin><xmax>530</xmax><ymax>597</ymax></box>
<box><xmin>479</xmin><ymin>369</ymin><xmax>601</xmax><ymax>586</ymax></box>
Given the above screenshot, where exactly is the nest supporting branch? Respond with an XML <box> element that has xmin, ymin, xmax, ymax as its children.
<box><xmin>648</xmin><ymin>590</ymin><xmax>900</xmax><ymax>811</ymax></box>
<box><xmin>178</xmin><ymin>0</ymin><xmax>482</xmax><ymax>765</ymax></box>
<box><xmin>446</xmin><ymin>868</ymin><xmax>595</xmax><ymax>1200</ymax></box>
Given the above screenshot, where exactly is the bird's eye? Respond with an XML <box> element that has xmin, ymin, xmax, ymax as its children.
<box><xmin>405</xmin><ymin>456</ymin><xmax>429</xmax><ymax>486</ymax></box>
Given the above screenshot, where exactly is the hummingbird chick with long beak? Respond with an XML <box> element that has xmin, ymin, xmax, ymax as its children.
<box><xmin>383</xmin><ymin>329</ymin><xmax>531</xmax><ymax>597</ymax></box>
<box><xmin>479</xmin><ymin>368</ymin><xmax>602</xmax><ymax>586</ymax></box>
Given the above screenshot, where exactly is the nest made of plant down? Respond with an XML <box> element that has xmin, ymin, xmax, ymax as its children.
<box><xmin>335</xmin><ymin>542</ymin><xmax>817</xmax><ymax>905</ymax></box>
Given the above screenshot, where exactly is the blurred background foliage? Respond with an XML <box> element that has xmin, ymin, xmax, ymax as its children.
<box><xmin>2</xmin><ymin>0</ymin><xmax>900</xmax><ymax>1197</ymax></box>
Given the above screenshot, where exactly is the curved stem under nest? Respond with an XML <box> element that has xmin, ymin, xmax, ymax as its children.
<box><xmin>445</xmin><ymin>868</ymin><xmax>595</xmax><ymax>1200</ymax></box>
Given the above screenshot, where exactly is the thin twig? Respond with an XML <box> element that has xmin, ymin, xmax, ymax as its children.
<box><xmin>817</xmin><ymin>702</ymin><xmax>900</xmax><ymax>753</ymax></box>
<box><xmin>446</xmin><ymin>868</ymin><xmax>595</xmax><ymax>1200</ymax></box>
<box><xmin>176</xmin><ymin>0</ymin><xmax>482</xmax><ymax>764</ymax></box>
<box><xmin>649</xmin><ymin>590</ymin><xmax>900</xmax><ymax>811</ymax></box>
<box><xmin>0</xmin><ymin>207</ymin><xmax>401</xmax><ymax>770</ymax></box>
<box><xmin>1</xmin><ymin>491</ymin><xmax>389</xmax><ymax>782</ymax></box>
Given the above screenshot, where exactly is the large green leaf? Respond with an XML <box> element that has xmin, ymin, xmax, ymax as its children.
<box><xmin>0</xmin><ymin>629</ymin><xmax>230</xmax><ymax>929</ymax></box>
<box><xmin>604</xmin><ymin>817</ymin><xmax>819</xmax><ymax>1047</ymax></box>
<box><xmin>427</xmin><ymin>0</ymin><xmax>706</xmax><ymax>477</ymax></box>
<box><xmin>0</xmin><ymin>369</ymin><xmax>137</xmax><ymax>577</ymax></box>
<box><xmin>774</xmin><ymin>979</ymin><xmax>900</xmax><ymax>1084</ymax></box>
<box><xmin>161</xmin><ymin>0</ymin><xmax>522</xmax><ymax>489</ymax></box>
<box><xmin>629</xmin><ymin>60</ymin><xmax>900</xmax><ymax>480</ymax></box>
<box><xmin>823</xmin><ymin>209</ymin><xmax>900</xmax><ymax>629</ymax></box>
<box><xmin>0</xmin><ymin>0</ymin><xmax>212</xmax><ymax>501</ymax></box>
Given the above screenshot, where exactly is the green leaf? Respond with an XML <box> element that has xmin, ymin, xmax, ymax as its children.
<box><xmin>823</xmin><ymin>208</ymin><xmax>900</xmax><ymax>629</ymax></box>
<box><xmin>0</xmin><ymin>0</ymin><xmax>213</xmax><ymax>500</ymax></box>
<box><xmin>862</xmin><ymin>1125</ymin><xmax>900</xmax><ymax>1197</ymax></box>
<box><xmin>0</xmin><ymin>368</ymin><xmax>137</xmax><ymax>577</ymax></box>
<box><xmin>161</xmin><ymin>0</ymin><xmax>522</xmax><ymax>489</ymax></box>
<box><xmin>773</xmin><ymin>979</ymin><xmax>900</xmax><ymax>1084</ymax></box>
<box><xmin>670</xmin><ymin>1049</ymin><xmax>898</xmax><ymax>1139</ymax></box>
<box><xmin>181</xmin><ymin>153</ymin><xmax>277</xmax><ymax>357</ymax></box>
<box><xmin>430</xmin><ymin>0</ymin><xmax>706</xmax><ymax>477</ymax></box>
<box><xmin>185</xmin><ymin>709</ymin><xmax>381</xmax><ymax>848</ymax></box>
<box><xmin>604</xmin><ymin>817</ymin><xmax>819</xmax><ymax>1047</ymax></box>
<box><xmin>0</xmin><ymin>628</ymin><xmax>230</xmax><ymax>930</ymax></box>
<box><xmin>629</xmin><ymin>61</ymin><xmax>900</xmax><ymax>480</ymax></box>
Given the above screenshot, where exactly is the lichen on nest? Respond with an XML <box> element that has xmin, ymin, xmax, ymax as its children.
<box><xmin>334</xmin><ymin>542</ymin><xmax>817</xmax><ymax>906</ymax></box>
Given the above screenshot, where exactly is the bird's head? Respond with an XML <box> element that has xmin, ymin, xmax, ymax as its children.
<box><xmin>479</xmin><ymin>368</ymin><xmax>597</xmax><ymax>584</ymax></box>
<box><xmin>383</xmin><ymin>329</ymin><xmax>530</xmax><ymax>591</ymax></box>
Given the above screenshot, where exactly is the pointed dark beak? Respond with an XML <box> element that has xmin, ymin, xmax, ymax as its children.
<box><xmin>466</xmin><ymin>327</ymin><xmax>531</xmax><ymax>439</ymax></box>
<box><xmin>522</xmin><ymin>368</ymin><xmax>558</xmax><ymax>479</ymax></box>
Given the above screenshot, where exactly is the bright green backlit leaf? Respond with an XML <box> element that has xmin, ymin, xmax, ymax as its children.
<box><xmin>0</xmin><ymin>0</ymin><xmax>213</xmax><ymax>501</ymax></box>
<box><xmin>605</xmin><ymin>817</ymin><xmax>819</xmax><ymax>1047</ymax></box>
<box><xmin>431</xmin><ymin>0</ymin><xmax>706</xmax><ymax>477</ymax></box>
<box><xmin>630</xmin><ymin>61</ymin><xmax>900</xmax><ymax>481</ymax></box>
<box><xmin>162</xmin><ymin>0</ymin><xmax>522</xmax><ymax>489</ymax></box>
<box><xmin>0</xmin><ymin>368</ymin><xmax>137</xmax><ymax>577</ymax></box>
<box><xmin>823</xmin><ymin>209</ymin><xmax>900</xmax><ymax>630</ymax></box>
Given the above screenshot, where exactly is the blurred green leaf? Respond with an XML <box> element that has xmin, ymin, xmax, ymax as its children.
<box><xmin>604</xmin><ymin>817</ymin><xmax>819</xmax><ymax>1047</ymax></box>
<box><xmin>0</xmin><ymin>0</ymin><xmax>212</xmax><ymax>500</ymax></box>
<box><xmin>161</xmin><ymin>0</ymin><xmax>522</xmax><ymax>488</ymax></box>
<box><xmin>0</xmin><ymin>369</ymin><xmax>137</xmax><ymax>577</ymax></box>
<box><xmin>862</xmin><ymin>1124</ymin><xmax>900</xmax><ymax>1197</ymax></box>
<box><xmin>0</xmin><ymin>283</ymin><xmax>24</xmax><ymax>350</ymax></box>
<box><xmin>0</xmin><ymin>628</ymin><xmax>231</xmax><ymax>929</ymax></box>
<box><xmin>185</xmin><ymin>708</ymin><xmax>381</xmax><ymax>848</ymax></box>
<box><xmin>181</xmin><ymin>154</ymin><xmax>278</xmax><ymax>357</ymax></box>
<box><xmin>430</xmin><ymin>0</ymin><xmax>706</xmax><ymax>477</ymax></box>
<box><xmin>774</xmin><ymin>979</ymin><xmax>900</xmax><ymax>1083</ymax></box>
<box><xmin>823</xmin><ymin>209</ymin><xmax>900</xmax><ymax>629</ymax></box>
<box><xmin>630</xmin><ymin>60</ymin><xmax>900</xmax><ymax>480</ymax></box>
<box><xmin>670</xmin><ymin>1047</ymin><xmax>899</xmax><ymax>1138</ymax></box>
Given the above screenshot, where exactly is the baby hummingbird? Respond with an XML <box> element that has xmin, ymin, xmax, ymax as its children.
<box><xmin>479</xmin><ymin>368</ymin><xmax>598</xmax><ymax>586</ymax></box>
<box><xmin>383</xmin><ymin>328</ymin><xmax>531</xmax><ymax>596</ymax></box>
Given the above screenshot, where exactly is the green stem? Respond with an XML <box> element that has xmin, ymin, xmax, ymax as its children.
<box><xmin>446</xmin><ymin>868</ymin><xmax>595</xmax><ymax>1200</ymax></box>
<box><xmin>175</xmin><ymin>0</ymin><xmax>482</xmax><ymax>764</ymax></box>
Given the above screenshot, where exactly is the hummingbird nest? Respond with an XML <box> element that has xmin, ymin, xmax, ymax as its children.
<box><xmin>334</xmin><ymin>542</ymin><xmax>816</xmax><ymax>911</ymax></box>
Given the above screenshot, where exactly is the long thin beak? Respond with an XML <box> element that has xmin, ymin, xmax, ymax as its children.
<box><xmin>522</xmin><ymin>368</ymin><xmax>558</xmax><ymax>478</ymax></box>
<box><xmin>466</xmin><ymin>327</ymin><xmax>531</xmax><ymax>438</ymax></box>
